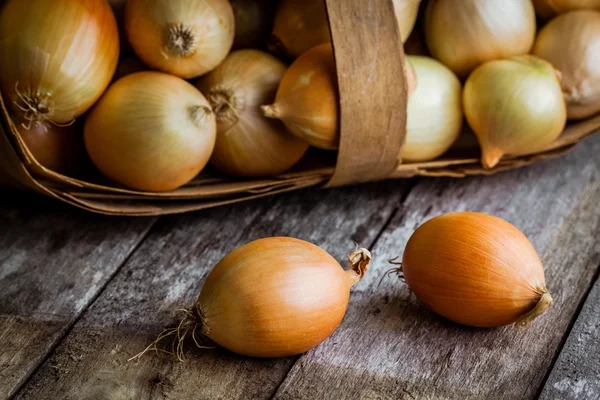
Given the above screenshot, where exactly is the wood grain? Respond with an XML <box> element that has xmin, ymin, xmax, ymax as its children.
<box><xmin>0</xmin><ymin>192</ymin><xmax>156</xmax><ymax>399</ymax></box>
<box><xmin>15</xmin><ymin>181</ymin><xmax>412</xmax><ymax>400</ymax></box>
<box><xmin>539</xmin><ymin>273</ymin><xmax>600</xmax><ymax>400</ymax></box>
<box><xmin>275</xmin><ymin>135</ymin><xmax>600</xmax><ymax>400</ymax></box>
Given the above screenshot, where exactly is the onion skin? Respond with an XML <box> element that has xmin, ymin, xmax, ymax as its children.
<box><xmin>125</xmin><ymin>0</ymin><xmax>234</xmax><ymax>79</ymax></box>
<box><xmin>84</xmin><ymin>72</ymin><xmax>216</xmax><ymax>192</ymax></box>
<box><xmin>533</xmin><ymin>0</ymin><xmax>600</xmax><ymax>19</ymax></box>
<box><xmin>533</xmin><ymin>10</ymin><xmax>600</xmax><ymax>120</ymax></box>
<box><xmin>231</xmin><ymin>0</ymin><xmax>275</xmax><ymax>50</ymax></box>
<box><xmin>13</xmin><ymin>116</ymin><xmax>88</xmax><ymax>176</ymax></box>
<box><xmin>196</xmin><ymin>50</ymin><xmax>309</xmax><ymax>177</ymax></box>
<box><xmin>195</xmin><ymin>237</ymin><xmax>371</xmax><ymax>358</ymax></box>
<box><xmin>262</xmin><ymin>44</ymin><xmax>339</xmax><ymax>150</ymax></box>
<box><xmin>402</xmin><ymin>212</ymin><xmax>552</xmax><ymax>328</ymax></box>
<box><xmin>463</xmin><ymin>56</ymin><xmax>567</xmax><ymax>169</ymax></box>
<box><xmin>0</xmin><ymin>0</ymin><xmax>119</xmax><ymax>125</ymax></box>
<box><xmin>403</xmin><ymin>56</ymin><xmax>463</xmax><ymax>163</ymax></box>
<box><xmin>271</xmin><ymin>0</ymin><xmax>420</xmax><ymax>58</ymax></box>
<box><xmin>425</xmin><ymin>0</ymin><xmax>536</xmax><ymax>77</ymax></box>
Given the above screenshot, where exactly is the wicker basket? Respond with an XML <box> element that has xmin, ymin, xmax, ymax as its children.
<box><xmin>1</xmin><ymin>0</ymin><xmax>599</xmax><ymax>216</ymax></box>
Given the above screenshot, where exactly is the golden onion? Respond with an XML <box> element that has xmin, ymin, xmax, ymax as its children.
<box><xmin>425</xmin><ymin>0</ymin><xmax>536</xmax><ymax>77</ymax></box>
<box><xmin>0</xmin><ymin>0</ymin><xmax>119</xmax><ymax>125</ymax></box>
<box><xmin>196</xmin><ymin>50</ymin><xmax>309</xmax><ymax>177</ymax></box>
<box><xmin>533</xmin><ymin>0</ymin><xmax>600</xmax><ymax>19</ymax></box>
<box><xmin>533</xmin><ymin>10</ymin><xmax>600</xmax><ymax>119</ymax></box>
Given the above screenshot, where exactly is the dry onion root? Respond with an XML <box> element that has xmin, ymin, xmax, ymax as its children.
<box><xmin>396</xmin><ymin>212</ymin><xmax>553</xmax><ymax>328</ymax></box>
<box><xmin>463</xmin><ymin>55</ymin><xmax>567</xmax><ymax>169</ymax></box>
<box><xmin>131</xmin><ymin>237</ymin><xmax>372</xmax><ymax>359</ymax></box>
<box><xmin>125</xmin><ymin>0</ymin><xmax>235</xmax><ymax>79</ymax></box>
<box><xmin>425</xmin><ymin>0</ymin><xmax>537</xmax><ymax>77</ymax></box>
<box><xmin>262</xmin><ymin>44</ymin><xmax>339</xmax><ymax>150</ymax></box>
<box><xmin>533</xmin><ymin>10</ymin><xmax>600</xmax><ymax>120</ymax></box>
<box><xmin>0</xmin><ymin>0</ymin><xmax>119</xmax><ymax>126</ymax></box>
<box><xmin>196</xmin><ymin>50</ymin><xmax>309</xmax><ymax>177</ymax></box>
<box><xmin>84</xmin><ymin>72</ymin><xmax>216</xmax><ymax>192</ymax></box>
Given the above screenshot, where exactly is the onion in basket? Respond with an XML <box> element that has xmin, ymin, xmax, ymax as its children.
<box><xmin>271</xmin><ymin>0</ymin><xmax>421</xmax><ymax>58</ymax></box>
<box><xmin>463</xmin><ymin>56</ymin><xmax>567</xmax><ymax>169</ymax></box>
<box><xmin>402</xmin><ymin>56</ymin><xmax>463</xmax><ymax>163</ymax></box>
<box><xmin>398</xmin><ymin>212</ymin><xmax>553</xmax><ymax>328</ymax></box>
<box><xmin>425</xmin><ymin>0</ymin><xmax>536</xmax><ymax>77</ymax></box>
<box><xmin>125</xmin><ymin>0</ymin><xmax>234</xmax><ymax>79</ymax></box>
<box><xmin>533</xmin><ymin>10</ymin><xmax>600</xmax><ymax>120</ymax></box>
<box><xmin>84</xmin><ymin>72</ymin><xmax>216</xmax><ymax>192</ymax></box>
<box><xmin>132</xmin><ymin>237</ymin><xmax>372</xmax><ymax>359</ymax></box>
<box><xmin>532</xmin><ymin>0</ymin><xmax>600</xmax><ymax>19</ymax></box>
<box><xmin>0</xmin><ymin>0</ymin><xmax>119</xmax><ymax>126</ymax></box>
<box><xmin>196</xmin><ymin>50</ymin><xmax>309</xmax><ymax>177</ymax></box>
<box><xmin>262</xmin><ymin>44</ymin><xmax>339</xmax><ymax>150</ymax></box>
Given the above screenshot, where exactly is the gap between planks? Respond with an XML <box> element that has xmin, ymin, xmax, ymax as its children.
<box><xmin>8</xmin><ymin>219</ymin><xmax>160</xmax><ymax>399</ymax></box>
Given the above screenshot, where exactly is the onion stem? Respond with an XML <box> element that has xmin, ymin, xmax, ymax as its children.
<box><xmin>515</xmin><ymin>291</ymin><xmax>553</xmax><ymax>328</ymax></box>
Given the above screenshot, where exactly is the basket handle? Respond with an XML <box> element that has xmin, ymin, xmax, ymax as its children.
<box><xmin>324</xmin><ymin>0</ymin><xmax>408</xmax><ymax>188</ymax></box>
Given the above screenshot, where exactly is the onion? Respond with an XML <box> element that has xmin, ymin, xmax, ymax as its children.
<box><xmin>0</xmin><ymin>0</ymin><xmax>119</xmax><ymax>125</ymax></box>
<box><xmin>125</xmin><ymin>0</ymin><xmax>234</xmax><ymax>79</ymax></box>
<box><xmin>425</xmin><ymin>0</ymin><xmax>536</xmax><ymax>77</ymax></box>
<box><xmin>271</xmin><ymin>0</ymin><xmax>421</xmax><ymax>59</ymax></box>
<box><xmin>13</xmin><ymin>115</ymin><xmax>88</xmax><ymax>176</ymax></box>
<box><xmin>84</xmin><ymin>72</ymin><xmax>216</xmax><ymax>192</ymax></box>
<box><xmin>195</xmin><ymin>50</ymin><xmax>309</xmax><ymax>177</ymax></box>
<box><xmin>402</xmin><ymin>56</ymin><xmax>463</xmax><ymax>163</ymax></box>
<box><xmin>533</xmin><ymin>0</ymin><xmax>600</xmax><ymax>19</ymax></box>
<box><xmin>463</xmin><ymin>56</ymin><xmax>567</xmax><ymax>169</ymax></box>
<box><xmin>533</xmin><ymin>10</ymin><xmax>600</xmax><ymax>120</ymax></box>
<box><xmin>262</xmin><ymin>44</ymin><xmax>338</xmax><ymax>150</ymax></box>
<box><xmin>230</xmin><ymin>0</ymin><xmax>275</xmax><ymax>50</ymax></box>
<box><xmin>132</xmin><ymin>237</ymin><xmax>372</xmax><ymax>359</ymax></box>
<box><xmin>400</xmin><ymin>212</ymin><xmax>552</xmax><ymax>328</ymax></box>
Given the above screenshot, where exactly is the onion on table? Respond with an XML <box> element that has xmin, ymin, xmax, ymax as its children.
<box><xmin>402</xmin><ymin>56</ymin><xmax>463</xmax><ymax>163</ymax></box>
<box><xmin>397</xmin><ymin>212</ymin><xmax>553</xmax><ymax>328</ymax></box>
<box><xmin>463</xmin><ymin>55</ymin><xmax>567</xmax><ymax>169</ymax></box>
<box><xmin>125</xmin><ymin>0</ymin><xmax>234</xmax><ymax>79</ymax></box>
<box><xmin>533</xmin><ymin>10</ymin><xmax>600</xmax><ymax>120</ymax></box>
<box><xmin>196</xmin><ymin>50</ymin><xmax>309</xmax><ymax>177</ymax></box>
<box><xmin>425</xmin><ymin>0</ymin><xmax>537</xmax><ymax>77</ymax></box>
<box><xmin>84</xmin><ymin>72</ymin><xmax>216</xmax><ymax>192</ymax></box>
<box><xmin>0</xmin><ymin>0</ymin><xmax>119</xmax><ymax>126</ymax></box>
<box><xmin>132</xmin><ymin>237</ymin><xmax>372</xmax><ymax>359</ymax></box>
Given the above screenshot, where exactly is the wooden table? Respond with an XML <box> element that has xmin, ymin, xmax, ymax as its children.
<box><xmin>1</xmin><ymin>134</ymin><xmax>599</xmax><ymax>400</ymax></box>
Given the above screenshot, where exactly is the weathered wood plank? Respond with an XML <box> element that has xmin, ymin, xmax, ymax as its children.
<box><xmin>539</xmin><ymin>273</ymin><xmax>600</xmax><ymax>400</ymax></box>
<box><xmin>0</xmin><ymin>192</ymin><xmax>156</xmax><ymax>399</ymax></box>
<box><xmin>275</xmin><ymin>134</ymin><xmax>600</xmax><ymax>400</ymax></box>
<box><xmin>16</xmin><ymin>181</ymin><xmax>412</xmax><ymax>400</ymax></box>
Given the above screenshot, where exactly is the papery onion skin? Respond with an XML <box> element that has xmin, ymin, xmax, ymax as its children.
<box><xmin>271</xmin><ymin>0</ymin><xmax>420</xmax><ymax>58</ymax></box>
<box><xmin>533</xmin><ymin>10</ymin><xmax>600</xmax><ymax>120</ymax></box>
<box><xmin>84</xmin><ymin>72</ymin><xmax>216</xmax><ymax>192</ymax></box>
<box><xmin>262</xmin><ymin>44</ymin><xmax>339</xmax><ymax>150</ymax></box>
<box><xmin>402</xmin><ymin>56</ymin><xmax>462</xmax><ymax>163</ymax></box>
<box><xmin>196</xmin><ymin>50</ymin><xmax>309</xmax><ymax>177</ymax></box>
<box><xmin>195</xmin><ymin>237</ymin><xmax>371</xmax><ymax>358</ymax></box>
<box><xmin>0</xmin><ymin>0</ymin><xmax>119</xmax><ymax>125</ymax></box>
<box><xmin>13</xmin><ymin>116</ymin><xmax>88</xmax><ymax>176</ymax></box>
<box><xmin>463</xmin><ymin>56</ymin><xmax>567</xmax><ymax>169</ymax></box>
<box><xmin>533</xmin><ymin>0</ymin><xmax>600</xmax><ymax>19</ymax></box>
<box><xmin>402</xmin><ymin>212</ymin><xmax>552</xmax><ymax>328</ymax></box>
<box><xmin>231</xmin><ymin>0</ymin><xmax>275</xmax><ymax>50</ymax></box>
<box><xmin>425</xmin><ymin>0</ymin><xmax>536</xmax><ymax>77</ymax></box>
<box><xmin>125</xmin><ymin>0</ymin><xmax>234</xmax><ymax>79</ymax></box>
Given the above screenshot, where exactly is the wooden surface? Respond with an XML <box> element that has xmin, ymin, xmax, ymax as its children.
<box><xmin>0</xmin><ymin>133</ymin><xmax>599</xmax><ymax>400</ymax></box>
